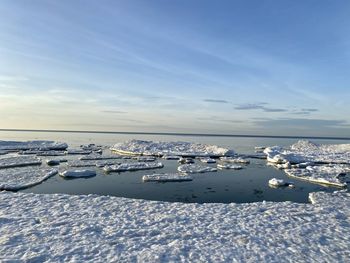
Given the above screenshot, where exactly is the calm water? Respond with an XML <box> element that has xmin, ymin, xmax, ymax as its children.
<box><xmin>1</xmin><ymin>130</ymin><xmax>349</xmax><ymax>203</ymax></box>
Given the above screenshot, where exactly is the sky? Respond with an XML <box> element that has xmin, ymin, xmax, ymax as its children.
<box><xmin>0</xmin><ymin>0</ymin><xmax>350</xmax><ymax>137</ymax></box>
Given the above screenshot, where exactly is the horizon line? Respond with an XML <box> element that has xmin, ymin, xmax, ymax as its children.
<box><xmin>0</xmin><ymin>128</ymin><xmax>349</xmax><ymax>141</ymax></box>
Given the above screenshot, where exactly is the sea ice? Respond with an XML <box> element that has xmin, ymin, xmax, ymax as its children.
<box><xmin>68</xmin><ymin>160</ymin><xmax>98</xmax><ymax>167</ymax></box>
<box><xmin>0</xmin><ymin>140</ymin><xmax>68</xmax><ymax>151</ymax></box>
<box><xmin>133</xmin><ymin>156</ymin><xmax>156</xmax><ymax>162</ymax></box>
<box><xmin>268</xmin><ymin>178</ymin><xmax>294</xmax><ymax>188</ymax></box>
<box><xmin>178</xmin><ymin>164</ymin><xmax>217</xmax><ymax>174</ymax></box>
<box><xmin>264</xmin><ymin>140</ymin><xmax>350</xmax><ymax>164</ymax></box>
<box><xmin>0</xmin><ymin>168</ymin><xmax>58</xmax><ymax>190</ymax></box>
<box><xmin>46</xmin><ymin>159</ymin><xmax>60</xmax><ymax>166</ymax></box>
<box><xmin>142</xmin><ymin>173</ymin><xmax>193</xmax><ymax>182</ymax></box>
<box><xmin>199</xmin><ymin>157</ymin><xmax>216</xmax><ymax>163</ymax></box>
<box><xmin>0</xmin><ymin>191</ymin><xmax>349</xmax><ymax>262</ymax></box>
<box><xmin>111</xmin><ymin>139</ymin><xmax>234</xmax><ymax>157</ymax></box>
<box><xmin>217</xmin><ymin>163</ymin><xmax>243</xmax><ymax>170</ymax></box>
<box><xmin>220</xmin><ymin>157</ymin><xmax>250</xmax><ymax>164</ymax></box>
<box><xmin>104</xmin><ymin>162</ymin><xmax>164</xmax><ymax>173</ymax></box>
<box><xmin>178</xmin><ymin>157</ymin><xmax>195</xmax><ymax>164</ymax></box>
<box><xmin>0</xmin><ymin>156</ymin><xmax>42</xmax><ymax>169</ymax></box>
<box><xmin>60</xmin><ymin>169</ymin><xmax>96</xmax><ymax>178</ymax></box>
<box><xmin>162</xmin><ymin>155</ymin><xmax>180</xmax><ymax>160</ymax></box>
<box><xmin>80</xmin><ymin>154</ymin><xmax>122</xmax><ymax>160</ymax></box>
<box><xmin>65</xmin><ymin>149</ymin><xmax>92</xmax><ymax>155</ymax></box>
<box><xmin>284</xmin><ymin>165</ymin><xmax>348</xmax><ymax>188</ymax></box>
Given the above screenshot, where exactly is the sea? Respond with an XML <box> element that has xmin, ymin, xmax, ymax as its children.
<box><xmin>1</xmin><ymin>130</ymin><xmax>349</xmax><ymax>204</ymax></box>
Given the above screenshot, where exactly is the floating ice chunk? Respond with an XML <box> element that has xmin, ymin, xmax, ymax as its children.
<box><xmin>162</xmin><ymin>155</ymin><xmax>180</xmax><ymax>160</ymax></box>
<box><xmin>178</xmin><ymin>157</ymin><xmax>195</xmax><ymax>164</ymax></box>
<box><xmin>255</xmin><ymin>146</ymin><xmax>266</xmax><ymax>150</ymax></box>
<box><xmin>60</xmin><ymin>169</ymin><xmax>96</xmax><ymax>178</ymax></box>
<box><xmin>80</xmin><ymin>144</ymin><xmax>104</xmax><ymax>152</ymax></box>
<box><xmin>199</xmin><ymin>158</ymin><xmax>216</xmax><ymax>163</ymax></box>
<box><xmin>95</xmin><ymin>160</ymin><xmax>121</xmax><ymax>168</ymax></box>
<box><xmin>133</xmin><ymin>156</ymin><xmax>156</xmax><ymax>162</ymax></box>
<box><xmin>46</xmin><ymin>159</ymin><xmax>60</xmax><ymax>166</ymax></box>
<box><xmin>264</xmin><ymin>140</ymin><xmax>350</xmax><ymax>164</ymax></box>
<box><xmin>65</xmin><ymin>149</ymin><xmax>92</xmax><ymax>155</ymax></box>
<box><xmin>0</xmin><ymin>156</ymin><xmax>42</xmax><ymax>169</ymax></box>
<box><xmin>142</xmin><ymin>173</ymin><xmax>193</xmax><ymax>182</ymax></box>
<box><xmin>0</xmin><ymin>168</ymin><xmax>57</xmax><ymax>190</ymax></box>
<box><xmin>178</xmin><ymin>164</ymin><xmax>217</xmax><ymax>174</ymax></box>
<box><xmin>284</xmin><ymin>165</ymin><xmax>349</xmax><ymax>188</ymax></box>
<box><xmin>217</xmin><ymin>163</ymin><xmax>243</xmax><ymax>170</ymax></box>
<box><xmin>111</xmin><ymin>139</ymin><xmax>234</xmax><ymax>157</ymax></box>
<box><xmin>268</xmin><ymin>178</ymin><xmax>294</xmax><ymax>188</ymax></box>
<box><xmin>37</xmin><ymin>151</ymin><xmax>66</xmax><ymax>157</ymax></box>
<box><xmin>240</xmin><ymin>153</ymin><xmax>267</xmax><ymax>159</ymax></box>
<box><xmin>220</xmin><ymin>157</ymin><xmax>250</xmax><ymax>164</ymax></box>
<box><xmin>104</xmin><ymin>162</ymin><xmax>164</xmax><ymax>173</ymax></box>
<box><xmin>0</xmin><ymin>140</ymin><xmax>67</xmax><ymax>151</ymax></box>
<box><xmin>0</xmin><ymin>150</ymin><xmax>9</xmax><ymax>155</ymax></box>
<box><xmin>80</xmin><ymin>154</ymin><xmax>122</xmax><ymax>160</ymax></box>
<box><xmin>68</xmin><ymin>160</ymin><xmax>97</xmax><ymax>167</ymax></box>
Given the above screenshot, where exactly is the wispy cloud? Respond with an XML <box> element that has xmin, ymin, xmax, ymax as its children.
<box><xmin>234</xmin><ymin>103</ymin><xmax>287</xmax><ymax>112</ymax></box>
<box><xmin>203</xmin><ymin>99</ymin><xmax>229</xmax><ymax>104</ymax></box>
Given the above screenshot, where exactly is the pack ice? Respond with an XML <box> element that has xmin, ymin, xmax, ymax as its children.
<box><xmin>60</xmin><ymin>170</ymin><xmax>96</xmax><ymax>178</ymax></box>
<box><xmin>0</xmin><ymin>191</ymin><xmax>349</xmax><ymax>262</ymax></box>
<box><xmin>0</xmin><ymin>167</ymin><xmax>58</xmax><ymax>190</ymax></box>
<box><xmin>104</xmin><ymin>162</ymin><xmax>164</xmax><ymax>173</ymax></box>
<box><xmin>178</xmin><ymin>164</ymin><xmax>217</xmax><ymax>174</ymax></box>
<box><xmin>142</xmin><ymin>173</ymin><xmax>193</xmax><ymax>182</ymax></box>
<box><xmin>0</xmin><ymin>156</ymin><xmax>42</xmax><ymax>169</ymax></box>
<box><xmin>0</xmin><ymin>140</ymin><xmax>68</xmax><ymax>151</ymax></box>
<box><xmin>111</xmin><ymin>140</ymin><xmax>234</xmax><ymax>157</ymax></box>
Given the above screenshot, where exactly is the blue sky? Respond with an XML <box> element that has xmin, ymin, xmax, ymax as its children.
<box><xmin>0</xmin><ymin>0</ymin><xmax>350</xmax><ymax>136</ymax></box>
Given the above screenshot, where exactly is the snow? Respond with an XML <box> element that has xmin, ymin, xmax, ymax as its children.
<box><xmin>111</xmin><ymin>139</ymin><xmax>234</xmax><ymax>157</ymax></box>
<box><xmin>142</xmin><ymin>173</ymin><xmax>193</xmax><ymax>182</ymax></box>
<box><xmin>264</xmin><ymin>140</ymin><xmax>350</xmax><ymax>164</ymax></box>
<box><xmin>0</xmin><ymin>168</ymin><xmax>58</xmax><ymax>190</ymax></box>
<box><xmin>68</xmin><ymin>160</ymin><xmax>97</xmax><ymax>167</ymax></box>
<box><xmin>0</xmin><ymin>140</ymin><xmax>67</xmax><ymax>151</ymax></box>
<box><xmin>268</xmin><ymin>178</ymin><xmax>294</xmax><ymax>188</ymax></box>
<box><xmin>284</xmin><ymin>165</ymin><xmax>349</xmax><ymax>188</ymax></box>
<box><xmin>178</xmin><ymin>164</ymin><xmax>217</xmax><ymax>174</ymax></box>
<box><xmin>199</xmin><ymin>157</ymin><xmax>216</xmax><ymax>163</ymax></box>
<box><xmin>80</xmin><ymin>154</ymin><xmax>121</xmax><ymax>160</ymax></box>
<box><xmin>220</xmin><ymin>157</ymin><xmax>250</xmax><ymax>164</ymax></box>
<box><xmin>178</xmin><ymin>157</ymin><xmax>195</xmax><ymax>164</ymax></box>
<box><xmin>217</xmin><ymin>164</ymin><xmax>243</xmax><ymax>170</ymax></box>
<box><xmin>104</xmin><ymin>162</ymin><xmax>164</xmax><ymax>173</ymax></box>
<box><xmin>60</xmin><ymin>170</ymin><xmax>96</xmax><ymax>178</ymax></box>
<box><xmin>133</xmin><ymin>156</ymin><xmax>157</xmax><ymax>162</ymax></box>
<box><xmin>0</xmin><ymin>156</ymin><xmax>42</xmax><ymax>169</ymax></box>
<box><xmin>0</xmin><ymin>191</ymin><xmax>349</xmax><ymax>262</ymax></box>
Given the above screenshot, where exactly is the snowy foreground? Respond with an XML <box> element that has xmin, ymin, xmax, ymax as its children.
<box><xmin>0</xmin><ymin>191</ymin><xmax>349</xmax><ymax>262</ymax></box>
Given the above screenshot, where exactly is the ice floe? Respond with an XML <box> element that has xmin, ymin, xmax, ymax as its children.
<box><xmin>142</xmin><ymin>173</ymin><xmax>193</xmax><ymax>182</ymax></box>
<box><xmin>0</xmin><ymin>191</ymin><xmax>349</xmax><ymax>262</ymax></box>
<box><xmin>0</xmin><ymin>168</ymin><xmax>57</xmax><ymax>190</ymax></box>
<box><xmin>104</xmin><ymin>162</ymin><xmax>164</xmax><ymax>173</ymax></box>
<box><xmin>162</xmin><ymin>155</ymin><xmax>180</xmax><ymax>160</ymax></box>
<box><xmin>60</xmin><ymin>169</ymin><xmax>96</xmax><ymax>178</ymax></box>
<box><xmin>217</xmin><ymin>163</ymin><xmax>243</xmax><ymax>170</ymax></box>
<box><xmin>199</xmin><ymin>157</ymin><xmax>216</xmax><ymax>163</ymax></box>
<box><xmin>264</xmin><ymin>140</ymin><xmax>350</xmax><ymax>164</ymax></box>
<box><xmin>80</xmin><ymin>154</ymin><xmax>122</xmax><ymax>160</ymax></box>
<box><xmin>268</xmin><ymin>178</ymin><xmax>294</xmax><ymax>188</ymax></box>
<box><xmin>178</xmin><ymin>157</ymin><xmax>195</xmax><ymax>164</ymax></box>
<box><xmin>178</xmin><ymin>164</ymin><xmax>217</xmax><ymax>174</ymax></box>
<box><xmin>284</xmin><ymin>165</ymin><xmax>349</xmax><ymax>188</ymax></box>
<box><xmin>46</xmin><ymin>159</ymin><xmax>60</xmax><ymax>166</ymax></box>
<box><xmin>133</xmin><ymin>156</ymin><xmax>156</xmax><ymax>162</ymax></box>
<box><xmin>0</xmin><ymin>140</ymin><xmax>67</xmax><ymax>151</ymax></box>
<box><xmin>220</xmin><ymin>157</ymin><xmax>250</xmax><ymax>164</ymax></box>
<box><xmin>65</xmin><ymin>149</ymin><xmax>92</xmax><ymax>155</ymax></box>
<box><xmin>111</xmin><ymin>139</ymin><xmax>234</xmax><ymax>157</ymax></box>
<box><xmin>68</xmin><ymin>160</ymin><xmax>98</xmax><ymax>167</ymax></box>
<box><xmin>0</xmin><ymin>156</ymin><xmax>42</xmax><ymax>169</ymax></box>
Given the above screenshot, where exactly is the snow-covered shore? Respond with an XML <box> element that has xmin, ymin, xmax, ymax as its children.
<box><xmin>0</xmin><ymin>191</ymin><xmax>349</xmax><ymax>262</ymax></box>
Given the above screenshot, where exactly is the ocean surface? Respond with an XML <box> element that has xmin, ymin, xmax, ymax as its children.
<box><xmin>1</xmin><ymin>130</ymin><xmax>349</xmax><ymax>203</ymax></box>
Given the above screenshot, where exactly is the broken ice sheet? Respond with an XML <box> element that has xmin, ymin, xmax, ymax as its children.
<box><xmin>178</xmin><ymin>164</ymin><xmax>217</xmax><ymax>174</ymax></box>
<box><xmin>142</xmin><ymin>173</ymin><xmax>193</xmax><ymax>182</ymax></box>
<box><xmin>0</xmin><ymin>167</ymin><xmax>58</xmax><ymax>190</ymax></box>
<box><xmin>104</xmin><ymin>162</ymin><xmax>164</xmax><ymax>173</ymax></box>
<box><xmin>0</xmin><ymin>156</ymin><xmax>42</xmax><ymax>169</ymax></box>
<box><xmin>60</xmin><ymin>169</ymin><xmax>96</xmax><ymax>178</ymax></box>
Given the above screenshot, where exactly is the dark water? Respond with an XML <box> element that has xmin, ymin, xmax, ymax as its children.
<box><xmin>1</xmin><ymin>130</ymin><xmax>348</xmax><ymax>203</ymax></box>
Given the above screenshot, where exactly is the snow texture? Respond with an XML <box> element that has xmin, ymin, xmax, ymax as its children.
<box><xmin>142</xmin><ymin>173</ymin><xmax>193</xmax><ymax>182</ymax></box>
<box><xmin>0</xmin><ymin>156</ymin><xmax>42</xmax><ymax>169</ymax></box>
<box><xmin>104</xmin><ymin>162</ymin><xmax>164</xmax><ymax>173</ymax></box>
<box><xmin>178</xmin><ymin>164</ymin><xmax>217</xmax><ymax>174</ymax></box>
<box><xmin>217</xmin><ymin>164</ymin><xmax>243</xmax><ymax>170</ymax></box>
<box><xmin>284</xmin><ymin>165</ymin><xmax>349</xmax><ymax>188</ymax></box>
<box><xmin>0</xmin><ymin>191</ymin><xmax>349</xmax><ymax>262</ymax></box>
<box><xmin>0</xmin><ymin>140</ymin><xmax>67</xmax><ymax>151</ymax></box>
<box><xmin>133</xmin><ymin>156</ymin><xmax>157</xmax><ymax>162</ymax></box>
<box><xmin>111</xmin><ymin>139</ymin><xmax>234</xmax><ymax>157</ymax></box>
<box><xmin>60</xmin><ymin>170</ymin><xmax>96</xmax><ymax>178</ymax></box>
<box><xmin>220</xmin><ymin>157</ymin><xmax>250</xmax><ymax>164</ymax></box>
<box><xmin>199</xmin><ymin>157</ymin><xmax>216</xmax><ymax>163</ymax></box>
<box><xmin>264</xmin><ymin>140</ymin><xmax>350</xmax><ymax>164</ymax></box>
<box><xmin>80</xmin><ymin>154</ymin><xmax>121</xmax><ymax>160</ymax></box>
<box><xmin>0</xmin><ymin>168</ymin><xmax>58</xmax><ymax>190</ymax></box>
